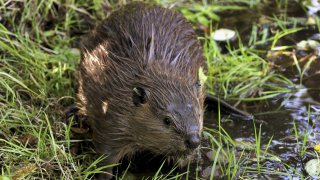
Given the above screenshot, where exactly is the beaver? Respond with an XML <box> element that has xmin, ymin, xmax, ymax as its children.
<box><xmin>77</xmin><ymin>2</ymin><xmax>205</xmax><ymax>178</ymax></box>
<box><xmin>76</xmin><ymin>2</ymin><xmax>252</xmax><ymax>179</ymax></box>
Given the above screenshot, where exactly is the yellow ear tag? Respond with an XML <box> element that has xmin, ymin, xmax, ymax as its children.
<box><xmin>315</xmin><ymin>144</ymin><xmax>320</xmax><ymax>153</ymax></box>
<box><xmin>198</xmin><ymin>67</ymin><xmax>207</xmax><ymax>86</ymax></box>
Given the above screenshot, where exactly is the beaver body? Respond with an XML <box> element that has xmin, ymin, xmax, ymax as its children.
<box><xmin>77</xmin><ymin>2</ymin><xmax>205</xmax><ymax>178</ymax></box>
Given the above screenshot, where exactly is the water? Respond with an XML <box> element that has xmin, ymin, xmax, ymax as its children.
<box><xmin>199</xmin><ymin>1</ymin><xmax>320</xmax><ymax>178</ymax></box>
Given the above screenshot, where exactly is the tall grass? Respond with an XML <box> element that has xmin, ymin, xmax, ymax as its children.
<box><xmin>0</xmin><ymin>0</ymin><xmax>108</xmax><ymax>179</ymax></box>
<box><xmin>204</xmin><ymin>31</ymin><xmax>295</xmax><ymax>101</ymax></box>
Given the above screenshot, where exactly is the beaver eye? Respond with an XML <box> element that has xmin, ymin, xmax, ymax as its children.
<box><xmin>163</xmin><ymin>117</ymin><xmax>172</xmax><ymax>126</ymax></box>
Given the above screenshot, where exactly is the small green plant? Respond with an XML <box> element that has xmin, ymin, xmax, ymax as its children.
<box><xmin>293</xmin><ymin>105</ymin><xmax>313</xmax><ymax>157</ymax></box>
<box><xmin>179</xmin><ymin>1</ymin><xmax>246</xmax><ymax>26</ymax></box>
<box><xmin>204</xmin><ymin>33</ymin><xmax>294</xmax><ymax>100</ymax></box>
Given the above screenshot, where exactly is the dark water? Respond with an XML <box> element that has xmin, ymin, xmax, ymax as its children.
<box><xmin>200</xmin><ymin>0</ymin><xmax>320</xmax><ymax>179</ymax></box>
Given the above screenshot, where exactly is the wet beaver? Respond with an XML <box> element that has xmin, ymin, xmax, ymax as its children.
<box><xmin>77</xmin><ymin>2</ymin><xmax>206</xmax><ymax>178</ymax></box>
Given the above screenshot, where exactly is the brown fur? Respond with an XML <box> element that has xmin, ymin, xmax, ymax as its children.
<box><xmin>77</xmin><ymin>2</ymin><xmax>206</xmax><ymax>178</ymax></box>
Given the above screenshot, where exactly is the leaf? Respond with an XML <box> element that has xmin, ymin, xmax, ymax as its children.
<box><xmin>18</xmin><ymin>134</ymin><xmax>38</xmax><ymax>147</ymax></box>
<box><xmin>305</xmin><ymin>159</ymin><xmax>320</xmax><ymax>177</ymax></box>
<box><xmin>315</xmin><ymin>144</ymin><xmax>320</xmax><ymax>153</ymax></box>
<box><xmin>211</xmin><ymin>28</ymin><xmax>236</xmax><ymax>42</ymax></box>
<box><xmin>197</xmin><ymin>15</ymin><xmax>210</xmax><ymax>25</ymax></box>
<box><xmin>296</xmin><ymin>40</ymin><xmax>320</xmax><ymax>51</ymax></box>
<box><xmin>12</xmin><ymin>163</ymin><xmax>37</xmax><ymax>180</ymax></box>
<box><xmin>0</xmin><ymin>176</ymin><xmax>10</xmax><ymax>180</ymax></box>
<box><xmin>198</xmin><ymin>67</ymin><xmax>207</xmax><ymax>86</ymax></box>
<box><xmin>207</xmin><ymin>12</ymin><xmax>220</xmax><ymax>21</ymax></box>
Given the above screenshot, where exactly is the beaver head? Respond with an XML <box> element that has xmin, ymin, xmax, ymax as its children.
<box><xmin>129</xmin><ymin>64</ymin><xmax>205</xmax><ymax>157</ymax></box>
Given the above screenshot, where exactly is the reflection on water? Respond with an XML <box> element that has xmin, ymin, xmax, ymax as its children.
<box><xmin>203</xmin><ymin>83</ymin><xmax>320</xmax><ymax>178</ymax></box>
<box><xmin>282</xmin><ymin>87</ymin><xmax>320</xmax><ymax>141</ymax></box>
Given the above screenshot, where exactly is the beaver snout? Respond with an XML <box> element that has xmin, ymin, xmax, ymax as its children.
<box><xmin>185</xmin><ymin>133</ymin><xmax>201</xmax><ymax>150</ymax></box>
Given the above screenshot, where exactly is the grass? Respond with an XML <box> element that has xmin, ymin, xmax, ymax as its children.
<box><xmin>204</xmin><ymin>37</ymin><xmax>295</xmax><ymax>100</ymax></box>
<box><xmin>293</xmin><ymin>105</ymin><xmax>314</xmax><ymax>158</ymax></box>
<box><xmin>1</xmin><ymin>0</ymin><xmax>319</xmax><ymax>179</ymax></box>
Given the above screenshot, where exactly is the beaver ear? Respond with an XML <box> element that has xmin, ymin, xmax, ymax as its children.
<box><xmin>132</xmin><ymin>87</ymin><xmax>148</xmax><ymax>106</ymax></box>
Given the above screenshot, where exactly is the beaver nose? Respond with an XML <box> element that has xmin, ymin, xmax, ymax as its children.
<box><xmin>185</xmin><ymin>133</ymin><xmax>200</xmax><ymax>150</ymax></box>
